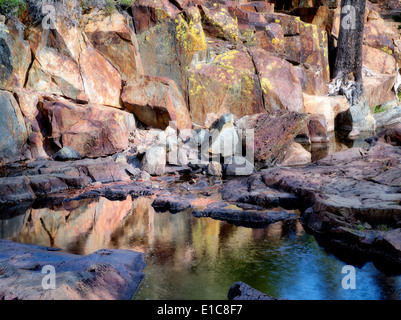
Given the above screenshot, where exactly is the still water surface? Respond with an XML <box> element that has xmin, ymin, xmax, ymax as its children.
<box><xmin>1</xmin><ymin>195</ymin><xmax>400</xmax><ymax>300</ymax></box>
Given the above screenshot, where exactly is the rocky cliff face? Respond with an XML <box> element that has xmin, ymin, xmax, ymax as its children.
<box><xmin>0</xmin><ymin>0</ymin><xmax>399</xmax><ymax>166</ymax></box>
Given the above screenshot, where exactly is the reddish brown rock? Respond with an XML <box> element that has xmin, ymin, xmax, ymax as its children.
<box><xmin>3</xmin><ymin>19</ymin><xmax>31</xmax><ymax>90</ymax></box>
<box><xmin>307</xmin><ymin>114</ymin><xmax>329</xmax><ymax>143</ymax></box>
<box><xmin>302</xmin><ymin>93</ymin><xmax>349</xmax><ymax>132</ymax></box>
<box><xmin>79</xmin><ymin>37</ymin><xmax>123</xmax><ymax>108</ymax></box>
<box><xmin>83</xmin><ymin>11</ymin><xmax>144</xmax><ymax>80</ymax></box>
<box><xmin>249</xmin><ymin>49</ymin><xmax>304</xmax><ymax>113</ymax></box>
<box><xmin>133</xmin><ymin>4</ymin><xmax>207</xmax><ymax>99</ymax></box>
<box><xmin>363</xmin><ymin>74</ymin><xmax>398</xmax><ymax>108</ymax></box>
<box><xmin>42</xmin><ymin>99</ymin><xmax>135</xmax><ymax>158</ymax></box>
<box><xmin>121</xmin><ymin>75</ymin><xmax>192</xmax><ymax>130</ymax></box>
<box><xmin>199</xmin><ymin>4</ymin><xmax>240</xmax><ymax>42</ymax></box>
<box><xmin>279</xmin><ymin>141</ymin><xmax>311</xmax><ymax>166</ymax></box>
<box><xmin>363</xmin><ymin>19</ymin><xmax>395</xmax><ymax>54</ymax></box>
<box><xmin>188</xmin><ymin>49</ymin><xmax>264</xmax><ymax>126</ymax></box>
<box><xmin>363</xmin><ymin>45</ymin><xmax>397</xmax><ymax>75</ymax></box>
<box><xmin>237</xmin><ymin>110</ymin><xmax>308</xmax><ymax>167</ymax></box>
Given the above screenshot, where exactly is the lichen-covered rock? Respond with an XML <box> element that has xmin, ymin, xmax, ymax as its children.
<box><xmin>188</xmin><ymin>48</ymin><xmax>265</xmax><ymax>126</ymax></box>
<box><xmin>249</xmin><ymin>49</ymin><xmax>304</xmax><ymax>113</ymax></box>
<box><xmin>133</xmin><ymin>2</ymin><xmax>207</xmax><ymax>98</ymax></box>
<box><xmin>199</xmin><ymin>3</ymin><xmax>240</xmax><ymax>42</ymax></box>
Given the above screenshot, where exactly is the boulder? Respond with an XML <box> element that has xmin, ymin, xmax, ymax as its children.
<box><xmin>207</xmin><ymin>161</ymin><xmax>222</xmax><ymax>176</ymax></box>
<box><xmin>374</xmin><ymin>100</ymin><xmax>401</xmax><ymax>129</ymax></box>
<box><xmin>363</xmin><ymin>45</ymin><xmax>397</xmax><ymax>75</ymax></box>
<box><xmin>52</xmin><ymin>146</ymin><xmax>82</xmax><ymax>161</ymax></box>
<box><xmin>199</xmin><ymin>4</ymin><xmax>240</xmax><ymax>42</ymax></box>
<box><xmin>302</xmin><ymin>93</ymin><xmax>349</xmax><ymax>132</ymax></box>
<box><xmin>237</xmin><ymin>111</ymin><xmax>308</xmax><ymax>167</ymax></box>
<box><xmin>42</xmin><ymin>99</ymin><xmax>135</xmax><ymax>158</ymax></box>
<box><xmin>363</xmin><ymin>74</ymin><xmax>398</xmax><ymax>108</ymax></box>
<box><xmin>307</xmin><ymin>114</ymin><xmax>329</xmax><ymax>143</ymax></box>
<box><xmin>121</xmin><ymin>75</ymin><xmax>192</xmax><ymax>130</ymax></box>
<box><xmin>279</xmin><ymin>142</ymin><xmax>311</xmax><ymax>166</ymax></box>
<box><xmin>249</xmin><ymin>49</ymin><xmax>304</xmax><ymax>113</ymax></box>
<box><xmin>209</xmin><ymin>124</ymin><xmax>241</xmax><ymax>158</ymax></box>
<box><xmin>141</xmin><ymin>144</ymin><xmax>166</xmax><ymax>175</ymax></box>
<box><xmin>26</xmin><ymin>16</ymin><xmax>122</xmax><ymax>108</ymax></box>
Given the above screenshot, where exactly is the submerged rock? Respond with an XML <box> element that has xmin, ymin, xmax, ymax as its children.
<box><xmin>228</xmin><ymin>281</ymin><xmax>279</xmax><ymax>300</ymax></box>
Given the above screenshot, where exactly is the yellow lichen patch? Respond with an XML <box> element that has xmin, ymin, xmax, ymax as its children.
<box><xmin>214</xmin><ymin>50</ymin><xmax>243</xmax><ymax>71</ymax></box>
<box><xmin>261</xmin><ymin>78</ymin><xmax>273</xmax><ymax>92</ymax></box>
<box><xmin>155</xmin><ymin>8</ymin><xmax>171</xmax><ymax>21</ymax></box>
<box><xmin>272</xmin><ymin>38</ymin><xmax>280</xmax><ymax>45</ymax></box>
<box><xmin>275</xmin><ymin>19</ymin><xmax>280</xmax><ymax>23</ymax></box>
<box><xmin>203</xmin><ymin>7</ymin><xmax>239</xmax><ymax>43</ymax></box>
<box><xmin>382</xmin><ymin>47</ymin><xmax>393</xmax><ymax>55</ymax></box>
<box><xmin>175</xmin><ymin>14</ymin><xmax>207</xmax><ymax>54</ymax></box>
<box><xmin>189</xmin><ymin>73</ymin><xmax>205</xmax><ymax>96</ymax></box>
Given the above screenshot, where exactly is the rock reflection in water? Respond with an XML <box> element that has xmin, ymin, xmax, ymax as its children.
<box><xmin>1</xmin><ymin>196</ymin><xmax>401</xmax><ymax>300</ymax></box>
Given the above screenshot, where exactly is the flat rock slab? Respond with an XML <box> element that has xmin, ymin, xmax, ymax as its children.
<box><xmin>192</xmin><ymin>202</ymin><xmax>297</xmax><ymax>228</ymax></box>
<box><xmin>0</xmin><ymin>240</ymin><xmax>146</xmax><ymax>300</ymax></box>
<box><xmin>262</xmin><ymin>141</ymin><xmax>401</xmax><ymax>265</ymax></box>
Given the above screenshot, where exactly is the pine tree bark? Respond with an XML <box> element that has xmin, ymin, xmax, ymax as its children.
<box><xmin>329</xmin><ymin>0</ymin><xmax>366</xmax><ymax>105</ymax></box>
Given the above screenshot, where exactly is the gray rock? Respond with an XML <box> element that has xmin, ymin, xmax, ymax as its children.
<box><xmin>53</xmin><ymin>146</ymin><xmax>82</xmax><ymax>161</ymax></box>
<box><xmin>225</xmin><ymin>155</ymin><xmax>254</xmax><ymax>176</ymax></box>
<box><xmin>207</xmin><ymin>161</ymin><xmax>222</xmax><ymax>176</ymax></box>
<box><xmin>374</xmin><ymin>100</ymin><xmax>401</xmax><ymax>129</ymax></box>
<box><xmin>0</xmin><ymin>90</ymin><xmax>28</xmax><ymax>163</ymax></box>
<box><xmin>228</xmin><ymin>281</ymin><xmax>279</xmax><ymax>300</ymax></box>
<box><xmin>0</xmin><ymin>22</ymin><xmax>13</xmax><ymax>88</ymax></box>
<box><xmin>0</xmin><ymin>240</ymin><xmax>146</xmax><ymax>300</ymax></box>
<box><xmin>141</xmin><ymin>144</ymin><xmax>166</xmax><ymax>175</ymax></box>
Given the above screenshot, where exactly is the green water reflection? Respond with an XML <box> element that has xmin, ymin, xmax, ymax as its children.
<box><xmin>1</xmin><ymin>196</ymin><xmax>400</xmax><ymax>300</ymax></box>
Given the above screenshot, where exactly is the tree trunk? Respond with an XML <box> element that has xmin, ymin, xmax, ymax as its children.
<box><xmin>328</xmin><ymin>0</ymin><xmax>366</xmax><ymax>105</ymax></box>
